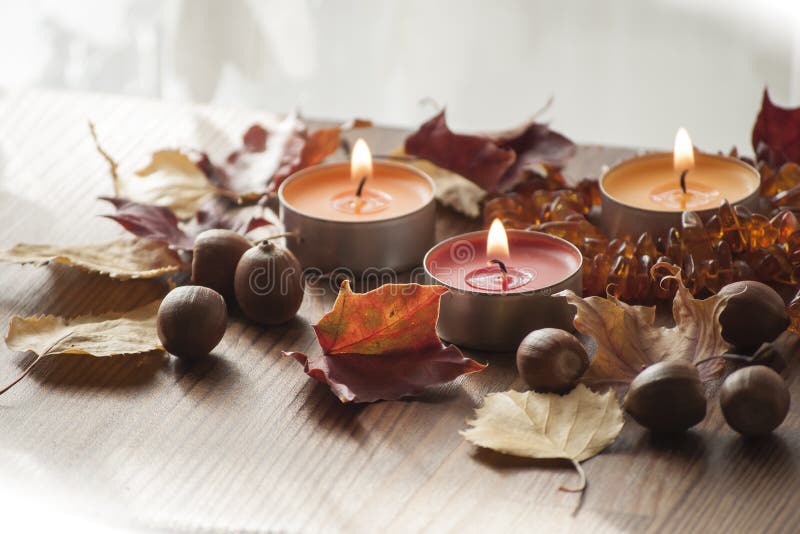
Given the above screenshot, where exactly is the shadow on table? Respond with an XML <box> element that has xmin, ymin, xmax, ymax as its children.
<box><xmin>301</xmin><ymin>380</ymin><xmax>368</xmax><ymax>443</ymax></box>
<box><xmin>171</xmin><ymin>351</ymin><xmax>240</xmax><ymax>395</ymax></box>
<box><xmin>19</xmin><ymin>349</ymin><xmax>165</xmax><ymax>391</ymax></box>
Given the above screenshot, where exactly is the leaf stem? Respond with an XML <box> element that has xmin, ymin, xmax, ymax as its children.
<box><xmin>0</xmin><ymin>331</ymin><xmax>73</xmax><ymax>396</ymax></box>
<box><xmin>0</xmin><ymin>353</ymin><xmax>44</xmax><ymax>396</ymax></box>
<box><xmin>251</xmin><ymin>232</ymin><xmax>297</xmax><ymax>246</ymax></box>
<box><xmin>559</xmin><ymin>459</ymin><xmax>587</xmax><ymax>493</ymax></box>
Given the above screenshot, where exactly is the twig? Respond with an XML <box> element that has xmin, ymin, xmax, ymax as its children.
<box><xmin>88</xmin><ymin>121</ymin><xmax>121</xmax><ymax>197</ymax></box>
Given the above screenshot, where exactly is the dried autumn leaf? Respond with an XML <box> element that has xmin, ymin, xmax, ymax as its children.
<box><xmin>210</xmin><ymin>113</ymin><xmax>372</xmax><ymax>198</ymax></box>
<box><xmin>555</xmin><ymin>263</ymin><xmax>732</xmax><ymax>387</ymax></box>
<box><xmin>461</xmin><ymin>385</ymin><xmax>623</xmax><ymax>492</ymax></box>
<box><xmin>404</xmin><ymin>110</ymin><xmax>575</xmax><ymax>192</ymax></box>
<box><xmin>122</xmin><ymin>149</ymin><xmax>219</xmax><ymax>220</ymax></box>
<box><xmin>389</xmin><ymin>147</ymin><xmax>486</xmax><ymax>218</ymax></box>
<box><xmin>405</xmin><ymin>111</ymin><xmax>516</xmax><ymax>192</ymax></box>
<box><xmin>6</xmin><ymin>301</ymin><xmax>162</xmax><ymax>357</ymax></box>
<box><xmin>0</xmin><ymin>301</ymin><xmax>164</xmax><ymax>395</ymax></box>
<box><xmin>752</xmin><ymin>88</ymin><xmax>800</xmax><ymax>167</ymax></box>
<box><xmin>0</xmin><ymin>238</ymin><xmax>185</xmax><ymax>279</ymax></box>
<box><xmin>90</xmin><ymin>123</ymin><xmax>218</xmax><ymax>219</ymax></box>
<box><xmin>101</xmin><ymin>197</ymin><xmax>272</xmax><ymax>250</ymax></box>
<box><xmin>283</xmin><ymin>280</ymin><xmax>485</xmax><ymax>403</ymax></box>
<box><xmin>101</xmin><ymin>197</ymin><xmax>194</xmax><ymax>250</ymax></box>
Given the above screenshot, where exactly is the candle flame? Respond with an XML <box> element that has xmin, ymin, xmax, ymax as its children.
<box><xmin>673</xmin><ymin>127</ymin><xmax>695</xmax><ymax>173</ymax></box>
<box><xmin>487</xmin><ymin>218</ymin><xmax>510</xmax><ymax>263</ymax></box>
<box><xmin>351</xmin><ymin>138</ymin><xmax>373</xmax><ymax>185</ymax></box>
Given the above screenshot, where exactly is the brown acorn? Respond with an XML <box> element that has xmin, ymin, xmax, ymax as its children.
<box><xmin>624</xmin><ymin>360</ymin><xmax>706</xmax><ymax>433</ymax></box>
<box><xmin>516</xmin><ymin>328</ymin><xmax>589</xmax><ymax>393</ymax></box>
<box><xmin>718</xmin><ymin>281</ymin><xmax>788</xmax><ymax>353</ymax></box>
<box><xmin>234</xmin><ymin>241</ymin><xmax>304</xmax><ymax>325</ymax></box>
<box><xmin>720</xmin><ymin>365</ymin><xmax>790</xmax><ymax>436</ymax></box>
<box><xmin>192</xmin><ymin>229</ymin><xmax>252</xmax><ymax>302</ymax></box>
<box><xmin>157</xmin><ymin>285</ymin><xmax>227</xmax><ymax>359</ymax></box>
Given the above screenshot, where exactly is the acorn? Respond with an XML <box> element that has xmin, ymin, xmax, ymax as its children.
<box><xmin>720</xmin><ymin>365</ymin><xmax>790</xmax><ymax>436</ymax></box>
<box><xmin>234</xmin><ymin>241</ymin><xmax>304</xmax><ymax>325</ymax></box>
<box><xmin>516</xmin><ymin>328</ymin><xmax>589</xmax><ymax>393</ymax></box>
<box><xmin>624</xmin><ymin>360</ymin><xmax>706</xmax><ymax>433</ymax></box>
<box><xmin>191</xmin><ymin>229</ymin><xmax>252</xmax><ymax>302</ymax></box>
<box><xmin>718</xmin><ymin>281</ymin><xmax>788</xmax><ymax>353</ymax></box>
<box><xmin>157</xmin><ymin>285</ymin><xmax>227</xmax><ymax>359</ymax></box>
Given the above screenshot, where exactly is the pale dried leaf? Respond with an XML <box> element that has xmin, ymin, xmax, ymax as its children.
<box><xmin>391</xmin><ymin>148</ymin><xmax>486</xmax><ymax>218</ymax></box>
<box><xmin>0</xmin><ymin>238</ymin><xmax>186</xmax><ymax>279</ymax></box>
<box><xmin>6</xmin><ymin>301</ymin><xmax>162</xmax><ymax>357</ymax></box>
<box><xmin>556</xmin><ymin>265</ymin><xmax>731</xmax><ymax>386</ymax></box>
<box><xmin>122</xmin><ymin>150</ymin><xmax>218</xmax><ymax>220</ymax></box>
<box><xmin>461</xmin><ymin>385</ymin><xmax>623</xmax><ymax>463</ymax></box>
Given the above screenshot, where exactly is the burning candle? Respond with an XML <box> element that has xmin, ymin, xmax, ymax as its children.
<box><xmin>279</xmin><ymin>139</ymin><xmax>436</xmax><ymax>273</ymax></box>
<box><xmin>424</xmin><ymin>221</ymin><xmax>582</xmax><ymax>351</ymax></box>
<box><xmin>600</xmin><ymin>128</ymin><xmax>760</xmax><ymax>238</ymax></box>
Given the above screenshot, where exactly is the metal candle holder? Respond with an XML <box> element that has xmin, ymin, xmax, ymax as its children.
<box><xmin>424</xmin><ymin>230</ymin><xmax>583</xmax><ymax>352</ymax></box>
<box><xmin>599</xmin><ymin>152</ymin><xmax>760</xmax><ymax>239</ymax></box>
<box><xmin>278</xmin><ymin>161</ymin><xmax>436</xmax><ymax>274</ymax></box>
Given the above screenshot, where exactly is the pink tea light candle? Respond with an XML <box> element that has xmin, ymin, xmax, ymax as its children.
<box><xmin>424</xmin><ymin>219</ymin><xmax>582</xmax><ymax>351</ymax></box>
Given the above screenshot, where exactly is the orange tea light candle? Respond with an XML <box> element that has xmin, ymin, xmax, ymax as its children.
<box><xmin>599</xmin><ymin>128</ymin><xmax>760</xmax><ymax>238</ymax></box>
<box><xmin>278</xmin><ymin>138</ymin><xmax>436</xmax><ymax>273</ymax></box>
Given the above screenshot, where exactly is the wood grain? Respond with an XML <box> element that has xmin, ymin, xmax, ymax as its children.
<box><xmin>0</xmin><ymin>90</ymin><xmax>798</xmax><ymax>533</ymax></box>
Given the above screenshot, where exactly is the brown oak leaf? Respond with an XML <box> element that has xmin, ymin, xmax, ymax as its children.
<box><xmin>752</xmin><ymin>88</ymin><xmax>800</xmax><ymax>167</ymax></box>
<box><xmin>283</xmin><ymin>280</ymin><xmax>485</xmax><ymax>403</ymax></box>
<box><xmin>404</xmin><ymin>110</ymin><xmax>575</xmax><ymax>192</ymax></box>
<box><xmin>555</xmin><ymin>264</ymin><xmax>732</xmax><ymax>387</ymax></box>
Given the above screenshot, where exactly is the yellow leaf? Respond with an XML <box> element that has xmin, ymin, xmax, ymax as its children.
<box><xmin>122</xmin><ymin>150</ymin><xmax>218</xmax><ymax>220</ymax></box>
<box><xmin>5</xmin><ymin>301</ymin><xmax>162</xmax><ymax>357</ymax></box>
<box><xmin>461</xmin><ymin>385</ymin><xmax>623</xmax><ymax>492</ymax></box>
<box><xmin>390</xmin><ymin>147</ymin><xmax>486</xmax><ymax>218</ymax></box>
<box><xmin>0</xmin><ymin>238</ymin><xmax>186</xmax><ymax>279</ymax></box>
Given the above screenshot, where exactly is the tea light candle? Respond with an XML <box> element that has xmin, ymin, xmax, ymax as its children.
<box><xmin>279</xmin><ymin>139</ymin><xmax>436</xmax><ymax>273</ymax></box>
<box><xmin>424</xmin><ymin>219</ymin><xmax>582</xmax><ymax>351</ymax></box>
<box><xmin>600</xmin><ymin>128</ymin><xmax>760</xmax><ymax>238</ymax></box>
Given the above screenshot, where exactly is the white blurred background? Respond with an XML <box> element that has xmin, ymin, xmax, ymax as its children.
<box><xmin>0</xmin><ymin>0</ymin><xmax>798</xmax><ymax>152</ymax></box>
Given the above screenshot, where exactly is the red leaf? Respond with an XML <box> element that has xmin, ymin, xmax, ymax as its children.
<box><xmin>283</xmin><ymin>280</ymin><xmax>486</xmax><ymax>403</ymax></box>
<box><xmin>492</xmin><ymin>120</ymin><xmax>577</xmax><ymax>190</ymax></box>
<box><xmin>100</xmin><ymin>197</ymin><xmax>194</xmax><ymax>250</ymax></box>
<box><xmin>206</xmin><ymin>113</ymin><xmax>372</xmax><ymax>198</ymax></box>
<box><xmin>101</xmin><ymin>197</ymin><xmax>272</xmax><ymax>250</ymax></box>
<box><xmin>752</xmin><ymin>88</ymin><xmax>800</xmax><ymax>167</ymax></box>
<box><xmin>404</xmin><ymin>110</ymin><xmax>575</xmax><ymax>192</ymax></box>
<box><xmin>405</xmin><ymin>111</ymin><xmax>516</xmax><ymax>192</ymax></box>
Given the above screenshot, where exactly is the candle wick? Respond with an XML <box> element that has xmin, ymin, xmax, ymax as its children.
<box><xmin>680</xmin><ymin>169</ymin><xmax>688</xmax><ymax>194</ymax></box>
<box><xmin>355</xmin><ymin>176</ymin><xmax>367</xmax><ymax>197</ymax></box>
<box><xmin>489</xmin><ymin>259</ymin><xmax>508</xmax><ymax>274</ymax></box>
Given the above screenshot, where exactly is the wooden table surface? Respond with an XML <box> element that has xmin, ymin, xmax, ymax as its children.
<box><xmin>0</xmin><ymin>90</ymin><xmax>798</xmax><ymax>534</ymax></box>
